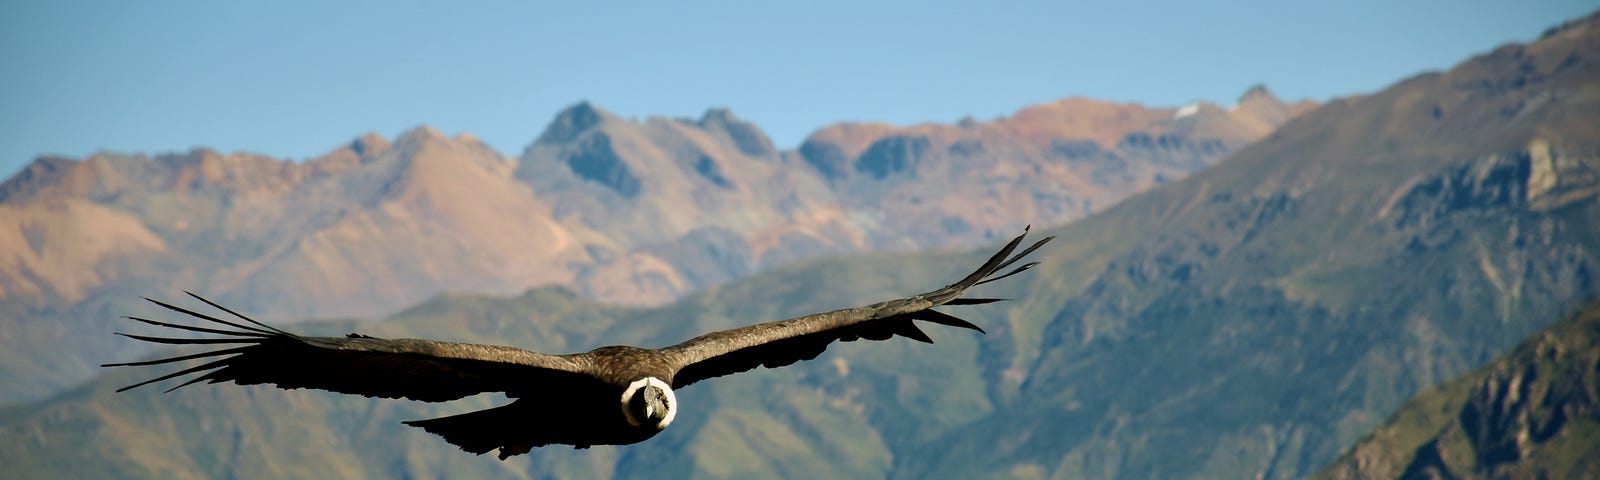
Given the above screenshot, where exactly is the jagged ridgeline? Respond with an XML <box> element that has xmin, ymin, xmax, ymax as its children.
<box><xmin>0</xmin><ymin>84</ymin><xmax>1304</xmax><ymax>406</ymax></box>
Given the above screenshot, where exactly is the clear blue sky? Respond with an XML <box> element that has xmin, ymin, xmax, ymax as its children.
<box><xmin>2</xmin><ymin>1</ymin><xmax>1594</xmax><ymax>179</ymax></box>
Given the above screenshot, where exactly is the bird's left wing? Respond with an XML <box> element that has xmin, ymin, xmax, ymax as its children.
<box><xmin>105</xmin><ymin>294</ymin><xmax>600</xmax><ymax>402</ymax></box>
<box><xmin>662</xmin><ymin>228</ymin><xmax>1052</xmax><ymax>389</ymax></box>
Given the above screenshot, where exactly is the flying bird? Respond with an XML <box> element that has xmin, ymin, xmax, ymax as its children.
<box><xmin>106</xmin><ymin>229</ymin><xmax>1051</xmax><ymax>459</ymax></box>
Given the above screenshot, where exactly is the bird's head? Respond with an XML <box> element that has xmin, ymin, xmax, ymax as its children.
<box><xmin>621</xmin><ymin>377</ymin><xmax>677</xmax><ymax>430</ymax></box>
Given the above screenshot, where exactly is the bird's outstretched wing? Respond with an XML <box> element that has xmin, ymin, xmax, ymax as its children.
<box><xmin>663</xmin><ymin>227</ymin><xmax>1052</xmax><ymax>388</ymax></box>
<box><xmin>105</xmin><ymin>294</ymin><xmax>600</xmax><ymax>402</ymax></box>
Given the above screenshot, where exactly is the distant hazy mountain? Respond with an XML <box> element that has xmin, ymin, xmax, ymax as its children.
<box><xmin>0</xmin><ymin>129</ymin><xmax>610</xmax><ymax>403</ymax></box>
<box><xmin>1314</xmin><ymin>299</ymin><xmax>1600</xmax><ymax>480</ymax></box>
<box><xmin>517</xmin><ymin>90</ymin><xmax>1304</xmax><ymax>304</ymax></box>
<box><xmin>0</xmin><ymin>83</ymin><xmax>1302</xmax><ymax>405</ymax></box>
<box><xmin>0</xmin><ymin>128</ymin><xmax>602</xmax><ymax>317</ymax></box>
<box><xmin>2</xmin><ymin>11</ymin><xmax>1596</xmax><ymax>480</ymax></box>
<box><xmin>799</xmin><ymin>86</ymin><xmax>1316</xmax><ymax>251</ymax></box>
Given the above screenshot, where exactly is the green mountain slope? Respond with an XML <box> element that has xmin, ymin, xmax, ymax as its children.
<box><xmin>1314</xmin><ymin>299</ymin><xmax>1600</xmax><ymax>480</ymax></box>
<box><xmin>890</xmin><ymin>12</ymin><xmax>1600</xmax><ymax>479</ymax></box>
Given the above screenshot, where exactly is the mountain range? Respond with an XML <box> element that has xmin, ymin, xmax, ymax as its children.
<box><xmin>0</xmin><ymin>77</ymin><xmax>1305</xmax><ymax>406</ymax></box>
<box><xmin>3</xmin><ymin>10</ymin><xmax>1599</xmax><ymax>480</ymax></box>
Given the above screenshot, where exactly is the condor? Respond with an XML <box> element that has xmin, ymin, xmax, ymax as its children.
<box><xmin>107</xmin><ymin>229</ymin><xmax>1050</xmax><ymax>459</ymax></box>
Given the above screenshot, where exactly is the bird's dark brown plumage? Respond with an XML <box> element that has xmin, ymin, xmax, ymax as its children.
<box><xmin>105</xmin><ymin>228</ymin><xmax>1053</xmax><ymax>458</ymax></box>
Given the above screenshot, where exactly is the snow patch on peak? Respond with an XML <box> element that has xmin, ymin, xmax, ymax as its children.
<box><xmin>1174</xmin><ymin>103</ymin><xmax>1201</xmax><ymax>119</ymax></box>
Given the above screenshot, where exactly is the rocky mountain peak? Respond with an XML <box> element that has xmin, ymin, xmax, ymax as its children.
<box><xmin>0</xmin><ymin>155</ymin><xmax>80</xmax><ymax>203</ymax></box>
<box><xmin>1232</xmin><ymin>83</ymin><xmax>1317</xmax><ymax>129</ymax></box>
<box><xmin>696</xmin><ymin>107</ymin><xmax>777</xmax><ymax>157</ymax></box>
<box><xmin>1538</xmin><ymin>9</ymin><xmax>1599</xmax><ymax>40</ymax></box>
<box><xmin>536</xmin><ymin>101</ymin><xmax>611</xmax><ymax>145</ymax></box>
<box><xmin>304</xmin><ymin>133</ymin><xmax>388</xmax><ymax>176</ymax></box>
<box><xmin>391</xmin><ymin>125</ymin><xmax>499</xmax><ymax>165</ymax></box>
<box><xmin>1238</xmin><ymin>83</ymin><xmax>1279</xmax><ymax>103</ymax></box>
<box><xmin>350</xmin><ymin>132</ymin><xmax>390</xmax><ymax>158</ymax></box>
<box><xmin>696</xmin><ymin>107</ymin><xmax>738</xmax><ymax>126</ymax></box>
<box><xmin>394</xmin><ymin>125</ymin><xmax>446</xmax><ymax>146</ymax></box>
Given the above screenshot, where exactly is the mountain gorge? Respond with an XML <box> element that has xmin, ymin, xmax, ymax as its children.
<box><xmin>0</xmin><ymin>83</ymin><xmax>1304</xmax><ymax>405</ymax></box>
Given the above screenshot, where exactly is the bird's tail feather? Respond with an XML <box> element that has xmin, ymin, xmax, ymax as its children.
<box><xmin>405</xmin><ymin>405</ymin><xmax>538</xmax><ymax>460</ymax></box>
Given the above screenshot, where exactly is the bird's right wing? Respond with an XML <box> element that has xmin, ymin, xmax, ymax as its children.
<box><xmin>663</xmin><ymin>228</ymin><xmax>1051</xmax><ymax>389</ymax></box>
<box><xmin>105</xmin><ymin>294</ymin><xmax>601</xmax><ymax>402</ymax></box>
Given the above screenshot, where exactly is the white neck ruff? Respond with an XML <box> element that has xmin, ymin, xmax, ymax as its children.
<box><xmin>621</xmin><ymin>377</ymin><xmax>677</xmax><ymax>429</ymax></box>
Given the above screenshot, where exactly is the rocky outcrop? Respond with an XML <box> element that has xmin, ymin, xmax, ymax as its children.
<box><xmin>1317</xmin><ymin>301</ymin><xmax>1600</xmax><ymax>480</ymax></box>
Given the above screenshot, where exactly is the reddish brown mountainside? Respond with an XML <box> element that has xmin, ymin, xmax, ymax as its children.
<box><xmin>793</xmin><ymin>87</ymin><xmax>1314</xmax><ymax>248</ymax></box>
<box><xmin>0</xmin><ymin>87</ymin><xmax>1312</xmax><ymax>404</ymax></box>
